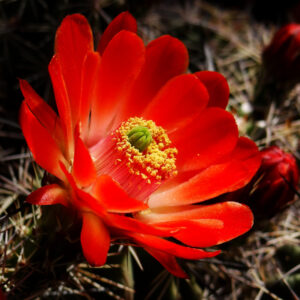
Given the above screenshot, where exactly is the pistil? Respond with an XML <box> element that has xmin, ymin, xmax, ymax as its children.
<box><xmin>127</xmin><ymin>126</ymin><xmax>152</xmax><ymax>152</ymax></box>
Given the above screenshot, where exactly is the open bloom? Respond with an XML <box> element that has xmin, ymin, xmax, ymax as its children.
<box><xmin>20</xmin><ymin>12</ymin><xmax>261</xmax><ymax>277</ymax></box>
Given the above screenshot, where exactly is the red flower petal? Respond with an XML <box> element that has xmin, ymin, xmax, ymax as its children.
<box><xmin>148</xmin><ymin>137</ymin><xmax>261</xmax><ymax>207</ymax></box>
<box><xmin>79</xmin><ymin>52</ymin><xmax>101</xmax><ymax>133</ymax></box>
<box><xmin>19</xmin><ymin>101</ymin><xmax>66</xmax><ymax>179</ymax></box>
<box><xmin>74</xmin><ymin>184</ymin><xmax>173</xmax><ymax>237</ymax></box>
<box><xmin>76</xmin><ymin>188</ymin><xmax>174</xmax><ymax>237</ymax></box>
<box><xmin>72</xmin><ymin>127</ymin><xmax>97</xmax><ymax>187</ymax></box>
<box><xmin>49</xmin><ymin>55</ymin><xmax>73</xmax><ymax>156</ymax></box>
<box><xmin>142</xmin><ymin>74</ymin><xmax>209</xmax><ymax>131</ymax></box>
<box><xmin>195</xmin><ymin>71</ymin><xmax>229</xmax><ymax>109</ymax></box>
<box><xmin>138</xmin><ymin>202</ymin><xmax>253</xmax><ymax>247</ymax></box>
<box><xmin>80</xmin><ymin>212</ymin><xmax>110</xmax><ymax>266</ymax></box>
<box><xmin>60</xmin><ymin>162</ymin><xmax>106</xmax><ymax>214</ymax></box>
<box><xmin>219</xmin><ymin>136</ymin><xmax>261</xmax><ymax>164</ymax></box>
<box><xmin>97</xmin><ymin>12</ymin><xmax>137</xmax><ymax>55</ymax></box>
<box><xmin>19</xmin><ymin>79</ymin><xmax>63</xmax><ymax>142</ymax></box>
<box><xmin>108</xmin><ymin>214</ymin><xmax>176</xmax><ymax>237</ymax></box>
<box><xmin>145</xmin><ymin>248</ymin><xmax>188</xmax><ymax>278</ymax></box>
<box><xmin>170</xmin><ymin>107</ymin><xmax>238</xmax><ymax>172</ymax></box>
<box><xmin>59</xmin><ymin>166</ymin><xmax>172</xmax><ymax>237</ymax></box>
<box><xmin>55</xmin><ymin>14</ymin><xmax>93</xmax><ymax>125</ymax></box>
<box><xmin>89</xmin><ymin>30</ymin><xmax>145</xmax><ymax>142</ymax></box>
<box><xmin>26</xmin><ymin>184</ymin><xmax>68</xmax><ymax>206</ymax></box>
<box><xmin>121</xmin><ymin>35</ymin><xmax>189</xmax><ymax>119</ymax></box>
<box><xmin>91</xmin><ymin>175</ymin><xmax>148</xmax><ymax>213</ymax></box>
<box><xmin>130</xmin><ymin>233</ymin><xmax>220</xmax><ymax>259</ymax></box>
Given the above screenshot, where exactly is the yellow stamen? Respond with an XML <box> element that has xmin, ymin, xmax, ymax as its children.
<box><xmin>113</xmin><ymin>117</ymin><xmax>178</xmax><ymax>184</ymax></box>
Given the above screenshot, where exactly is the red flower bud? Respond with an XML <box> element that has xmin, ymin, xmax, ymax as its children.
<box><xmin>226</xmin><ymin>146</ymin><xmax>299</xmax><ymax>219</ymax></box>
<box><xmin>255</xmin><ymin>146</ymin><xmax>299</xmax><ymax>215</ymax></box>
<box><xmin>263</xmin><ymin>24</ymin><xmax>300</xmax><ymax>82</ymax></box>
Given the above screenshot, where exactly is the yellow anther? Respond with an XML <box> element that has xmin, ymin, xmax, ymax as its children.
<box><xmin>113</xmin><ymin>117</ymin><xmax>177</xmax><ymax>183</ymax></box>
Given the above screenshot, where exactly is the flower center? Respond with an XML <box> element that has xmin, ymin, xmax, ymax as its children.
<box><xmin>90</xmin><ymin>117</ymin><xmax>177</xmax><ymax>200</ymax></box>
<box><xmin>114</xmin><ymin>117</ymin><xmax>178</xmax><ymax>184</ymax></box>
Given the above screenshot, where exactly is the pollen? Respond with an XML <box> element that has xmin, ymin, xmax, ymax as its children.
<box><xmin>113</xmin><ymin>117</ymin><xmax>178</xmax><ymax>184</ymax></box>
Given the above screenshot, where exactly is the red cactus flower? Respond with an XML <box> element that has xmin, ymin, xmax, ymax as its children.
<box><xmin>263</xmin><ymin>23</ymin><xmax>300</xmax><ymax>82</ymax></box>
<box><xmin>19</xmin><ymin>12</ymin><xmax>261</xmax><ymax>278</ymax></box>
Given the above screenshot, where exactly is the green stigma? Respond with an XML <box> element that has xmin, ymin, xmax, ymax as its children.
<box><xmin>127</xmin><ymin>126</ymin><xmax>152</xmax><ymax>152</ymax></box>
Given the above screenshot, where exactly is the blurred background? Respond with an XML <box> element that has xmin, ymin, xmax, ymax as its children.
<box><xmin>0</xmin><ymin>0</ymin><xmax>300</xmax><ymax>299</ymax></box>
